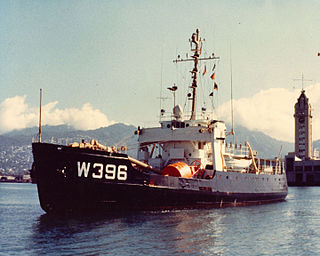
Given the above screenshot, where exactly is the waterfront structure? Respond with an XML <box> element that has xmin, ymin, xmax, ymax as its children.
<box><xmin>286</xmin><ymin>152</ymin><xmax>320</xmax><ymax>185</ymax></box>
<box><xmin>294</xmin><ymin>90</ymin><xmax>312</xmax><ymax>160</ymax></box>
<box><xmin>286</xmin><ymin>90</ymin><xmax>320</xmax><ymax>185</ymax></box>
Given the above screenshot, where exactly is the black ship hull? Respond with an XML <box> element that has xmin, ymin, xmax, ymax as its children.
<box><xmin>32</xmin><ymin>143</ymin><xmax>288</xmax><ymax>213</ymax></box>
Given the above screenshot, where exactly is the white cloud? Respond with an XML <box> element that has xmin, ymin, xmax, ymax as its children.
<box><xmin>3</xmin><ymin>85</ymin><xmax>320</xmax><ymax>143</ymax></box>
<box><xmin>0</xmin><ymin>95</ymin><xmax>114</xmax><ymax>134</ymax></box>
<box><xmin>216</xmin><ymin>84</ymin><xmax>320</xmax><ymax>142</ymax></box>
<box><xmin>0</xmin><ymin>96</ymin><xmax>37</xmax><ymax>133</ymax></box>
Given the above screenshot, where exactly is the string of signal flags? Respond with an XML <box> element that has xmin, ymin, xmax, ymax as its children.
<box><xmin>202</xmin><ymin>64</ymin><xmax>218</xmax><ymax>96</ymax></box>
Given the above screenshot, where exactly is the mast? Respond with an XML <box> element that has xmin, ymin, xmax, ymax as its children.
<box><xmin>39</xmin><ymin>88</ymin><xmax>42</xmax><ymax>143</ymax></box>
<box><xmin>174</xmin><ymin>29</ymin><xmax>219</xmax><ymax>120</ymax></box>
<box><xmin>190</xmin><ymin>29</ymin><xmax>200</xmax><ymax>120</ymax></box>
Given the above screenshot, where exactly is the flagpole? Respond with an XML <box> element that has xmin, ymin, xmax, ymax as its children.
<box><xmin>39</xmin><ymin>88</ymin><xmax>42</xmax><ymax>143</ymax></box>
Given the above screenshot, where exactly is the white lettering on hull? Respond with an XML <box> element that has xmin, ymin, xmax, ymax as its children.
<box><xmin>77</xmin><ymin>161</ymin><xmax>128</xmax><ymax>181</ymax></box>
<box><xmin>105</xmin><ymin>164</ymin><xmax>116</xmax><ymax>180</ymax></box>
<box><xmin>92</xmin><ymin>163</ymin><xmax>103</xmax><ymax>179</ymax></box>
<box><xmin>77</xmin><ymin>162</ymin><xmax>90</xmax><ymax>177</ymax></box>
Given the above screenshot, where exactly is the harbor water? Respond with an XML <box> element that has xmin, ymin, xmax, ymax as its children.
<box><xmin>1</xmin><ymin>183</ymin><xmax>320</xmax><ymax>255</ymax></box>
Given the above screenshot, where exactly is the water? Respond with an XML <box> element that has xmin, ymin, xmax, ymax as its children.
<box><xmin>1</xmin><ymin>184</ymin><xmax>320</xmax><ymax>256</ymax></box>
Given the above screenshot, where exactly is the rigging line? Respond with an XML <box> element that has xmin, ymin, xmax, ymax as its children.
<box><xmin>211</xmin><ymin>90</ymin><xmax>215</xmax><ymax>110</ymax></box>
<box><xmin>181</xmin><ymin>62</ymin><xmax>191</xmax><ymax>113</ymax></box>
<box><xmin>211</xmin><ymin>59</ymin><xmax>220</xmax><ymax>114</ymax></box>
<box><xmin>198</xmin><ymin>64</ymin><xmax>206</xmax><ymax>108</ymax></box>
<box><xmin>176</xmin><ymin>65</ymin><xmax>183</xmax><ymax>111</ymax></box>
<box><xmin>181</xmin><ymin>64</ymin><xmax>189</xmax><ymax>107</ymax></box>
<box><xmin>213</xmin><ymin>79</ymin><xmax>219</xmax><ymax>117</ymax></box>
<box><xmin>114</xmin><ymin>134</ymin><xmax>135</xmax><ymax>148</ymax></box>
<box><xmin>125</xmin><ymin>143</ymin><xmax>140</xmax><ymax>148</ymax></box>
<box><xmin>175</xmin><ymin>61</ymin><xmax>188</xmax><ymax>104</ymax></box>
<box><xmin>183</xmin><ymin>92</ymin><xmax>188</xmax><ymax>113</ymax></box>
<box><xmin>209</xmin><ymin>60</ymin><xmax>220</xmax><ymax>109</ymax></box>
<box><xmin>175</xmin><ymin>47</ymin><xmax>179</xmax><ymax>84</ymax></box>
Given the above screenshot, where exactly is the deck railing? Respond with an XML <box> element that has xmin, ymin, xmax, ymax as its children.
<box><xmin>224</xmin><ymin>142</ymin><xmax>284</xmax><ymax>175</ymax></box>
<box><xmin>225</xmin><ymin>142</ymin><xmax>249</xmax><ymax>157</ymax></box>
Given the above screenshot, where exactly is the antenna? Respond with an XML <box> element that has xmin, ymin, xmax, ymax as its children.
<box><xmin>230</xmin><ymin>44</ymin><xmax>235</xmax><ymax>144</ymax></box>
<box><xmin>293</xmin><ymin>73</ymin><xmax>312</xmax><ymax>91</ymax></box>
<box><xmin>159</xmin><ymin>45</ymin><xmax>164</xmax><ymax>115</ymax></box>
<box><xmin>39</xmin><ymin>88</ymin><xmax>42</xmax><ymax>143</ymax></box>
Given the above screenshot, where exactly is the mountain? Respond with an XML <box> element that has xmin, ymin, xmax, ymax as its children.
<box><xmin>0</xmin><ymin>122</ymin><xmax>295</xmax><ymax>176</ymax></box>
<box><xmin>2</xmin><ymin>124</ymin><xmax>137</xmax><ymax>146</ymax></box>
<box><xmin>225</xmin><ymin>124</ymin><xmax>293</xmax><ymax>159</ymax></box>
<box><xmin>3</xmin><ymin>125</ymin><xmax>76</xmax><ymax>145</ymax></box>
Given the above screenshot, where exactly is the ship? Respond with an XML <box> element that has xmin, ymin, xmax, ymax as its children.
<box><xmin>32</xmin><ymin>29</ymin><xmax>288</xmax><ymax>213</ymax></box>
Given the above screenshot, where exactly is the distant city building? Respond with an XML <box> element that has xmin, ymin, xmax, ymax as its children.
<box><xmin>286</xmin><ymin>90</ymin><xmax>320</xmax><ymax>185</ymax></box>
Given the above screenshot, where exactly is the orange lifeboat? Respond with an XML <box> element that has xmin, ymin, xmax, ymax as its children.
<box><xmin>162</xmin><ymin>162</ymin><xmax>193</xmax><ymax>178</ymax></box>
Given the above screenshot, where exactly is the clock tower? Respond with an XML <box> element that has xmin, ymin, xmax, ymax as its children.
<box><xmin>294</xmin><ymin>90</ymin><xmax>312</xmax><ymax>160</ymax></box>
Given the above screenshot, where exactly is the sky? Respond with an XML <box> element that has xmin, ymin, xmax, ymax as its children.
<box><xmin>1</xmin><ymin>0</ymin><xmax>320</xmax><ymax>143</ymax></box>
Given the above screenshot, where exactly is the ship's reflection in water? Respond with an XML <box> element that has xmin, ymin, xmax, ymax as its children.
<box><xmin>29</xmin><ymin>201</ymin><xmax>291</xmax><ymax>256</ymax></box>
<box><xmin>32</xmin><ymin>209</ymin><xmax>227</xmax><ymax>256</ymax></box>
<box><xmin>2</xmin><ymin>184</ymin><xmax>320</xmax><ymax>255</ymax></box>
<box><xmin>30</xmin><ymin>194</ymin><xmax>320</xmax><ymax>256</ymax></box>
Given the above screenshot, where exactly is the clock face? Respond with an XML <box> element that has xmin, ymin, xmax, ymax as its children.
<box><xmin>299</xmin><ymin>117</ymin><xmax>305</xmax><ymax>123</ymax></box>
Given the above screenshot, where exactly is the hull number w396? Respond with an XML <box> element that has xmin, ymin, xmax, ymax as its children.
<box><xmin>77</xmin><ymin>161</ymin><xmax>127</xmax><ymax>181</ymax></box>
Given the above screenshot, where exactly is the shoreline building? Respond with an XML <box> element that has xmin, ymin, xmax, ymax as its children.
<box><xmin>285</xmin><ymin>90</ymin><xmax>320</xmax><ymax>185</ymax></box>
<box><xmin>294</xmin><ymin>90</ymin><xmax>312</xmax><ymax>160</ymax></box>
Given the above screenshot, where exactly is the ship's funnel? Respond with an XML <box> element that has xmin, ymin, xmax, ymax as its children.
<box><xmin>173</xmin><ymin>104</ymin><xmax>183</xmax><ymax>120</ymax></box>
